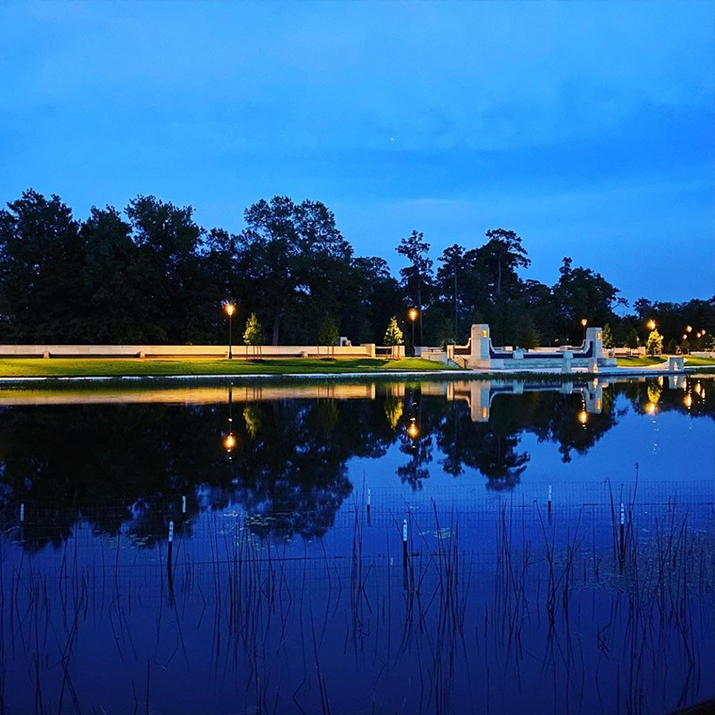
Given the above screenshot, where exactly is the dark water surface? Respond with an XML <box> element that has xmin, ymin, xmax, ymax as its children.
<box><xmin>0</xmin><ymin>376</ymin><xmax>713</xmax><ymax>715</ymax></box>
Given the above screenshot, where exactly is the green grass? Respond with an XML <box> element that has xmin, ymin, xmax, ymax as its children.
<box><xmin>682</xmin><ymin>356</ymin><xmax>715</xmax><ymax>366</ymax></box>
<box><xmin>0</xmin><ymin>356</ymin><xmax>457</xmax><ymax>379</ymax></box>
<box><xmin>616</xmin><ymin>356</ymin><xmax>666</xmax><ymax>367</ymax></box>
<box><xmin>616</xmin><ymin>355</ymin><xmax>715</xmax><ymax>368</ymax></box>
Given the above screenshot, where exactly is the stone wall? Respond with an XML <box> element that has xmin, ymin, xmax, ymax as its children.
<box><xmin>0</xmin><ymin>344</ymin><xmax>381</xmax><ymax>359</ymax></box>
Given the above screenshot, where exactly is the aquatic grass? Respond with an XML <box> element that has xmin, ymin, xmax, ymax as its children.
<box><xmin>1</xmin><ymin>488</ymin><xmax>713</xmax><ymax>714</ymax></box>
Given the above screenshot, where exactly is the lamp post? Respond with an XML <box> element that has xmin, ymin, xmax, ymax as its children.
<box><xmin>646</xmin><ymin>319</ymin><xmax>656</xmax><ymax>332</ymax></box>
<box><xmin>224</xmin><ymin>303</ymin><xmax>236</xmax><ymax>359</ymax></box>
<box><xmin>408</xmin><ymin>308</ymin><xmax>418</xmax><ymax>356</ymax></box>
<box><xmin>581</xmin><ymin>318</ymin><xmax>588</xmax><ymax>341</ymax></box>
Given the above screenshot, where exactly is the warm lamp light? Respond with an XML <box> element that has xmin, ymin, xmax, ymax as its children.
<box><xmin>407</xmin><ymin>419</ymin><xmax>419</xmax><ymax>439</ymax></box>
<box><xmin>223</xmin><ymin>433</ymin><xmax>236</xmax><ymax>451</ymax></box>
<box><xmin>408</xmin><ymin>308</ymin><xmax>418</xmax><ymax>322</ymax></box>
<box><xmin>578</xmin><ymin>410</ymin><xmax>588</xmax><ymax>425</ymax></box>
<box><xmin>646</xmin><ymin>320</ymin><xmax>656</xmax><ymax>331</ymax></box>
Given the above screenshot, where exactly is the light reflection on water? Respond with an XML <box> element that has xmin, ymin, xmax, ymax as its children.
<box><xmin>0</xmin><ymin>377</ymin><xmax>712</xmax><ymax>714</ymax></box>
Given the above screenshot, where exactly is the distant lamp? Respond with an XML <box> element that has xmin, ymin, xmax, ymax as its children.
<box><xmin>645</xmin><ymin>402</ymin><xmax>656</xmax><ymax>415</ymax></box>
<box><xmin>682</xmin><ymin>334</ymin><xmax>688</xmax><ymax>341</ymax></box>
<box><xmin>684</xmin><ymin>394</ymin><xmax>693</xmax><ymax>409</ymax></box>
<box><xmin>685</xmin><ymin>325</ymin><xmax>692</xmax><ymax>334</ymax></box>
<box><xmin>578</xmin><ymin>410</ymin><xmax>588</xmax><ymax>425</ymax></box>
<box><xmin>646</xmin><ymin>319</ymin><xmax>656</xmax><ymax>331</ymax></box>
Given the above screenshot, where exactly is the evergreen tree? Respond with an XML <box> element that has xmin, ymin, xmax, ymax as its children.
<box><xmin>318</xmin><ymin>314</ymin><xmax>339</xmax><ymax>357</ymax></box>
<box><xmin>646</xmin><ymin>330</ymin><xmax>663</xmax><ymax>356</ymax></box>
<box><xmin>243</xmin><ymin>313</ymin><xmax>263</xmax><ymax>358</ymax></box>
<box><xmin>383</xmin><ymin>317</ymin><xmax>404</xmax><ymax>347</ymax></box>
<box><xmin>602</xmin><ymin>323</ymin><xmax>614</xmax><ymax>349</ymax></box>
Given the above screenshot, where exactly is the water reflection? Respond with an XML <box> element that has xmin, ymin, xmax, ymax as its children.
<box><xmin>0</xmin><ymin>377</ymin><xmax>712</xmax><ymax>548</ymax></box>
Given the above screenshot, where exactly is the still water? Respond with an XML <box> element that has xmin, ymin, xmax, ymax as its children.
<box><xmin>0</xmin><ymin>376</ymin><xmax>713</xmax><ymax>715</ymax></box>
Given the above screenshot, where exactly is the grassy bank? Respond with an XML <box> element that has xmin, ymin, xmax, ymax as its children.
<box><xmin>616</xmin><ymin>356</ymin><xmax>715</xmax><ymax>368</ymax></box>
<box><xmin>0</xmin><ymin>356</ymin><xmax>457</xmax><ymax>378</ymax></box>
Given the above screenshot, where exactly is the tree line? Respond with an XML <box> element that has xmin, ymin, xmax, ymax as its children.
<box><xmin>0</xmin><ymin>189</ymin><xmax>712</xmax><ymax>349</ymax></box>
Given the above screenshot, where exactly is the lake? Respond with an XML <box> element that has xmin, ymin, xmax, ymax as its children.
<box><xmin>0</xmin><ymin>375</ymin><xmax>712</xmax><ymax>715</ymax></box>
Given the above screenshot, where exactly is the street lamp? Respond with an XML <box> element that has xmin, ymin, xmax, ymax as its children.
<box><xmin>685</xmin><ymin>325</ymin><xmax>692</xmax><ymax>334</ymax></box>
<box><xmin>646</xmin><ymin>319</ymin><xmax>656</xmax><ymax>331</ymax></box>
<box><xmin>408</xmin><ymin>308</ymin><xmax>418</xmax><ymax>356</ymax></box>
<box><xmin>581</xmin><ymin>318</ymin><xmax>588</xmax><ymax>341</ymax></box>
<box><xmin>224</xmin><ymin>303</ymin><xmax>236</xmax><ymax>359</ymax></box>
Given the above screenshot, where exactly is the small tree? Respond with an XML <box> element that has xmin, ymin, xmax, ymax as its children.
<box><xmin>602</xmin><ymin>323</ymin><xmax>614</xmax><ymax>349</ymax></box>
<box><xmin>625</xmin><ymin>328</ymin><xmax>639</xmax><ymax>349</ymax></box>
<box><xmin>645</xmin><ymin>329</ymin><xmax>663</xmax><ymax>356</ymax></box>
<box><xmin>243</xmin><ymin>313</ymin><xmax>263</xmax><ymax>358</ymax></box>
<box><xmin>318</xmin><ymin>314</ymin><xmax>339</xmax><ymax>358</ymax></box>
<box><xmin>437</xmin><ymin>317</ymin><xmax>456</xmax><ymax>349</ymax></box>
<box><xmin>679</xmin><ymin>338</ymin><xmax>690</xmax><ymax>355</ymax></box>
<box><xmin>665</xmin><ymin>338</ymin><xmax>678</xmax><ymax>355</ymax></box>
<box><xmin>383</xmin><ymin>316</ymin><xmax>404</xmax><ymax>357</ymax></box>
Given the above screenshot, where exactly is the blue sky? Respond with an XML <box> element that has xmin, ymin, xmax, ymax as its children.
<box><xmin>1</xmin><ymin>0</ymin><xmax>713</xmax><ymax>304</ymax></box>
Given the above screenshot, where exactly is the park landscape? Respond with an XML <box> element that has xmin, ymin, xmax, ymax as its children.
<box><xmin>0</xmin><ymin>2</ymin><xmax>713</xmax><ymax>715</ymax></box>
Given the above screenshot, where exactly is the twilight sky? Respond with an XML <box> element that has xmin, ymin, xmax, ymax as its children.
<box><xmin>1</xmin><ymin>0</ymin><xmax>713</xmax><ymax>305</ymax></box>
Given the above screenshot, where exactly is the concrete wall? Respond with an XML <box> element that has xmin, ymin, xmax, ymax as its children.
<box><xmin>0</xmin><ymin>344</ymin><xmax>381</xmax><ymax>359</ymax></box>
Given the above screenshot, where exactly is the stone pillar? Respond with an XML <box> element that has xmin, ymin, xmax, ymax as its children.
<box><xmin>561</xmin><ymin>351</ymin><xmax>573</xmax><ymax>374</ymax></box>
<box><xmin>471</xmin><ymin>324</ymin><xmax>491</xmax><ymax>360</ymax></box>
<box><xmin>587</xmin><ymin>327</ymin><xmax>604</xmax><ymax>359</ymax></box>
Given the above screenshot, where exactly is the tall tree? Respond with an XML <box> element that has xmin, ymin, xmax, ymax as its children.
<box><xmin>79</xmin><ymin>206</ymin><xmax>154</xmax><ymax>342</ymax></box>
<box><xmin>552</xmin><ymin>257</ymin><xmax>626</xmax><ymax>341</ymax></box>
<box><xmin>477</xmin><ymin>228</ymin><xmax>530</xmax><ymax>299</ymax></box>
<box><xmin>242</xmin><ymin>197</ymin><xmax>351</xmax><ymax>344</ymax></box>
<box><xmin>125</xmin><ymin>195</ymin><xmax>209</xmax><ymax>342</ymax></box>
<box><xmin>397</xmin><ymin>230</ymin><xmax>433</xmax><ymax>345</ymax></box>
<box><xmin>0</xmin><ymin>189</ymin><xmax>84</xmax><ymax>342</ymax></box>
<box><xmin>437</xmin><ymin>244</ymin><xmax>465</xmax><ymax>338</ymax></box>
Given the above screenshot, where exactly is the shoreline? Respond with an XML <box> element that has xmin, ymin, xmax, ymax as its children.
<box><xmin>0</xmin><ymin>364</ymin><xmax>710</xmax><ymax>387</ymax></box>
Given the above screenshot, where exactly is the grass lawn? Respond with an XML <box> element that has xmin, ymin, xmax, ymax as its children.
<box><xmin>616</xmin><ymin>355</ymin><xmax>715</xmax><ymax>368</ymax></box>
<box><xmin>0</xmin><ymin>356</ymin><xmax>457</xmax><ymax>379</ymax></box>
<box><xmin>681</xmin><ymin>356</ymin><xmax>715</xmax><ymax>367</ymax></box>
<box><xmin>616</xmin><ymin>356</ymin><xmax>666</xmax><ymax>367</ymax></box>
